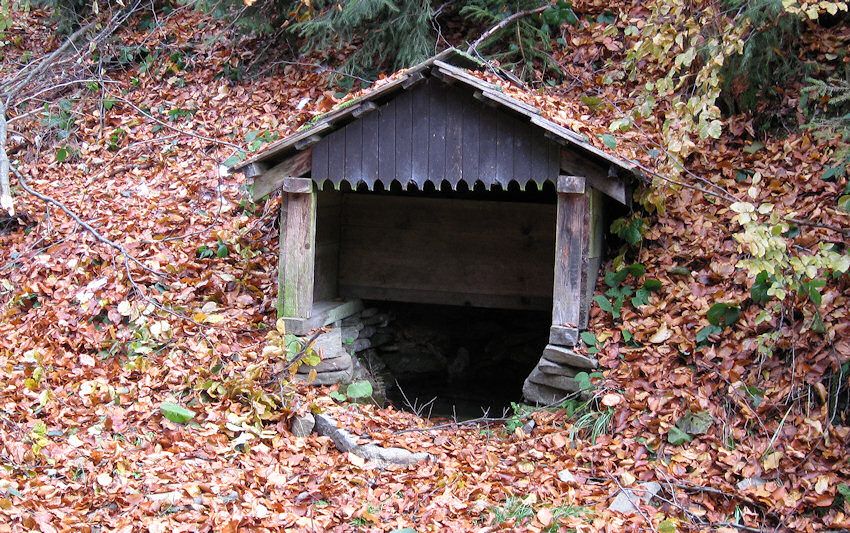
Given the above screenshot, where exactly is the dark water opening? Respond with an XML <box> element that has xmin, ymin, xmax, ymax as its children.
<box><xmin>359</xmin><ymin>301</ymin><xmax>549</xmax><ymax>420</ymax></box>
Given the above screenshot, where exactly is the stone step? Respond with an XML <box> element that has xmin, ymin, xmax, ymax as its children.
<box><xmin>297</xmin><ymin>351</ymin><xmax>352</xmax><ymax>374</ymax></box>
<box><xmin>523</xmin><ymin>379</ymin><xmax>573</xmax><ymax>405</ymax></box>
<box><xmin>542</xmin><ymin>344</ymin><xmax>598</xmax><ymax>369</ymax></box>
<box><xmin>527</xmin><ymin>367</ymin><xmax>582</xmax><ymax>392</ymax></box>
<box><xmin>538</xmin><ymin>357</ymin><xmax>580</xmax><ymax>377</ymax></box>
<box><xmin>294</xmin><ymin>367</ymin><xmax>353</xmax><ymax>385</ymax></box>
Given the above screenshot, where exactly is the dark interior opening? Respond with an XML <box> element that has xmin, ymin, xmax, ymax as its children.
<box><xmin>357</xmin><ymin>301</ymin><xmax>549</xmax><ymax>419</ymax></box>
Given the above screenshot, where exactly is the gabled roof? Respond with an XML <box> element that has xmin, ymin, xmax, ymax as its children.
<box><xmin>236</xmin><ymin>48</ymin><xmax>639</xmax><ymax>203</ymax></box>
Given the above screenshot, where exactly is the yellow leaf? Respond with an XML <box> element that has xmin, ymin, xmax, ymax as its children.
<box><xmin>518</xmin><ymin>461</ymin><xmax>535</xmax><ymax>474</ymax></box>
<box><xmin>762</xmin><ymin>451</ymin><xmax>783</xmax><ymax>471</ymax></box>
<box><xmin>649</xmin><ymin>324</ymin><xmax>672</xmax><ymax>343</ymax></box>
<box><xmin>205</xmin><ymin>314</ymin><xmax>225</xmax><ymax>324</ymax></box>
<box><xmin>276</xmin><ymin>318</ymin><xmax>287</xmax><ymax>334</ymax></box>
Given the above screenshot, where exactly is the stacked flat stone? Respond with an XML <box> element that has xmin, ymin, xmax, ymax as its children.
<box><xmin>294</xmin><ymin>307</ymin><xmax>391</xmax><ymax>387</ymax></box>
<box><xmin>294</xmin><ymin>327</ymin><xmax>354</xmax><ymax>385</ymax></box>
<box><xmin>522</xmin><ymin>345</ymin><xmax>598</xmax><ymax>404</ymax></box>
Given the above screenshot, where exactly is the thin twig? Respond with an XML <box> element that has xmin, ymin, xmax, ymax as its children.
<box><xmin>467</xmin><ymin>4</ymin><xmax>550</xmax><ymax>54</ymax></box>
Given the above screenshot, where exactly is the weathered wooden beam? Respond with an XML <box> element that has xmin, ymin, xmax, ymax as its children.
<box><xmin>252</xmin><ymin>149</ymin><xmax>313</xmax><ymax>201</ymax></box>
<box><xmin>294</xmin><ymin>134</ymin><xmax>322</xmax><ymax>151</ymax></box>
<box><xmin>402</xmin><ymin>71</ymin><xmax>425</xmax><ymax>89</ymax></box>
<box><xmin>283</xmin><ymin>299</ymin><xmax>364</xmax><ymax>335</ymax></box>
<box><xmin>280</xmin><ymin>177</ymin><xmax>313</xmax><ymax>194</ymax></box>
<box><xmin>551</xmin><ymin>191</ymin><xmax>585</xmax><ymax>340</ymax></box>
<box><xmin>560</xmin><ymin>149</ymin><xmax>629</xmax><ymax>205</ymax></box>
<box><xmin>241</xmin><ymin>162</ymin><xmax>268</xmax><ymax>179</ymax></box>
<box><xmin>557</xmin><ymin>175</ymin><xmax>585</xmax><ymax>194</ymax></box>
<box><xmin>277</xmin><ymin>187</ymin><xmax>317</xmax><ymax>320</ymax></box>
<box><xmin>351</xmin><ymin>101</ymin><xmax>378</xmax><ymax>118</ymax></box>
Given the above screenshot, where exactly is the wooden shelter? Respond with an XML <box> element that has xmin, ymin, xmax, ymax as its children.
<box><xmin>235</xmin><ymin>49</ymin><xmax>638</xmax><ymax>402</ymax></box>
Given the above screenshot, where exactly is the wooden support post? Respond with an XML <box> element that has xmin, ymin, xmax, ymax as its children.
<box><xmin>277</xmin><ymin>185</ymin><xmax>317</xmax><ymax>320</ymax></box>
<box><xmin>551</xmin><ymin>190</ymin><xmax>586</xmax><ymax>345</ymax></box>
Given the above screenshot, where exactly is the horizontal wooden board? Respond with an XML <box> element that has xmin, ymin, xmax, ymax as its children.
<box><xmin>337</xmin><ymin>194</ymin><xmax>556</xmax><ymax>311</ymax></box>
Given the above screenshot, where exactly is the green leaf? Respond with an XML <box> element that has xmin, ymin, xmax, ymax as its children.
<box><xmin>329</xmin><ymin>391</ymin><xmax>346</xmax><ymax>402</ymax></box>
<box><xmin>600</xmin><ymin>134</ymin><xmax>617</xmax><ymax>149</ymax></box>
<box><xmin>215</xmin><ymin>242</ymin><xmax>229</xmax><ymax>258</ymax></box>
<box><xmin>696</xmin><ymin>324</ymin><xmax>722</xmax><ymax>344</ymax></box>
<box><xmin>667</xmin><ymin>426</ymin><xmax>692</xmax><ymax>445</ymax></box>
<box><xmin>838</xmin><ymin>194</ymin><xmax>850</xmax><ymax>213</ymax></box>
<box><xmin>631</xmin><ymin>288</ymin><xmax>649</xmax><ymax>307</ymax></box>
<box><xmin>822</xmin><ymin>163</ymin><xmax>845</xmax><ymax>181</ymax></box>
<box><xmin>675</xmin><ymin>410</ymin><xmax>713</xmax><ymax>435</ymax></box>
<box><xmin>56</xmin><ymin>147</ymin><xmax>69</xmax><ymax>162</ymax></box>
<box><xmin>580</xmin><ymin>331</ymin><xmax>598</xmax><ymax>347</ymax></box>
<box><xmin>838</xmin><ymin>483</ymin><xmax>850</xmax><ymax>503</ymax></box>
<box><xmin>706</xmin><ymin>303</ymin><xmax>741</xmax><ymax>328</ymax></box>
<box><xmin>580</xmin><ymin>95</ymin><xmax>603</xmax><ymax>110</ymax></box>
<box><xmin>625</xmin><ymin>263</ymin><xmax>646</xmax><ymax>278</ymax></box>
<box><xmin>643</xmin><ymin>278</ymin><xmax>662</xmax><ymax>292</ymax></box>
<box><xmin>160</xmin><ymin>402</ymin><xmax>195</xmax><ymax>424</ymax></box>
<box><xmin>574</xmin><ymin>371</ymin><xmax>593</xmax><ymax>391</ymax></box>
<box><xmin>345</xmin><ymin>380</ymin><xmax>373</xmax><ymax>399</ymax></box>
<box><xmin>594</xmin><ymin>295</ymin><xmax>615</xmax><ymax>315</ymax></box>
<box><xmin>750</xmin><ymin>271</ymin><xmax>772</xmax><ymax>304</ymax></box>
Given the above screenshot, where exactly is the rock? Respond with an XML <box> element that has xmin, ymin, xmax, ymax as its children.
<box><xmin>537</xmin><ymin>357</ymin><xmax>580</xmax><ymax>377</ymax></box>
<box><xmin>609</xmin><ymin>482</ymin><xmax>662</xmax><ymax>515</ymax></box>
<box><xmin>308</xmin><ymin>328</ymin><xmax>349</xmax><ymax>361</ymax></box>
<box><xmin>363</xmin><ymin>313</ymin><xmax>390</xmax><ymax>327</ymax></box>
<box><xmin>360</xmin><ymin>307</ymin><xmax>379</xmax><ymax>319</ymax></box>
<box><xmin>369</xmin><ymin>332</ymin><xmax>393</xmax><ymax>348</ymax></box>
<box><xmin>341</xmin><ymin>315</ymin><xmax>364</xmax><ymax>327</ymax></box>
<box><xmin>447</xmin><ymin>347</ymin><xmax>470</xmax><ymax>380</ymax></box>
<box><xmin>297</xmin><ymin>351</ymin><xmax>352</xmax><ymax>374</ymax></box>
<box><xmin>541</xmin><ymin>345</ymin><xmax>598</xmax><ymax>369</ymax></box>
<box><xmin>294</xmin><ymin>367</ymin><xmax>353</xmax><ymax>385</ymax></box>
<box><xmin>314</xmin><ymin>414</ymin><xmax>430</xmax><ymax>467</ymax></box>
<box><xmin>357</xmin><ymin>326</ymin><xmax>376</xmax><ymax>339</ymax></box>
<box><xmin>381</xmin><ymin>349</ymin><xmax>447</xmax><ymax>379</ymax></box>
<box><xmin>340</xmin><ymin>326</ymin><xmax>361</xmax><ymax>344</ymax></box>
<box><xmin>527</xmin><ymin>367</ymin><xmax>582</xmax><ymax>392</ymax></box>
<box><xmin>351</xmin><ymin>338</ymin><xmax>372</xmax><ymax>353</ymax></box>
<box><xmin>523</xmin><ymin>379</ymin><xmax>572</xmax><ymax>405</ymax></box>
<box><xmin>290</xmin><ymin>413</ymin><xmax>315</xmax><ymax>437</ymax></box>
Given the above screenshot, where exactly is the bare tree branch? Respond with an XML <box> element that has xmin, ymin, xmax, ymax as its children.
<box><xmin>467</xmin><ymin>3</ymin><xmax>550</xmax><ymax>54</ymax></box>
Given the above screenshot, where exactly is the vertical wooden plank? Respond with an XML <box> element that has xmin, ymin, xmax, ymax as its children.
<box><xmin>551</xmin><ymin>192</ymin><xmax>585</xmax><ymax>330</ymax></box>
<box><xmin>496</xmin><ymin>113</ymin><xmax>514</xmax><ymax>186</ymax></box>
<box><xmin>428</xmin><ymin>81</ymin><xmax>447</xmax><ymax>185</ymax></box>
<box><xmin>344</xmin><ymin>119</ymin><xmax>363</xmax><ymax>187</ymax></box>
<box><xmin>579</xmin><ymin>189</ymin><xmax>604</xmax><ymax>328</ymax></box>
<box><xmin>530</xmin><ymin>129</ymin><xmax>548</xmax><ymax>182</ymax></box>
<box><xmin>395</xmin><ymin>90</ymin><xmax>413</xmax><ymax>186</ymax></box>
<box><xmin>277</xmin><ymin>187</ymin><xmax>317</xmax><ymax>319</ymax></box>
<box><xmin>327</xmin><ymin>128</ymin><xmax>346</xmax><ymax>188</ymax></box>
<box><xmin>547</xmin><ymin>140</ymin><xmax>560</xmax><ymax>183</ymax></box>
<box><xmin>361</xmin><ymin>107</ymin><xmax>380</xmax><ymax>187</ymax></box>
<box><xmin>378</xmin><ymin>99</ymin><xmax>396</xmax><ymax>186</ymax></box>
<box><xmin>411</xmin><ymin>82</ymin><xmax>430</xmax><ymax>187</ymax></box>
<box><xmin>478</xmin><ymin>103</ymin><xmax>497</xmax><ymax>182</ymax></box>
<box><xmin>445</xmin><ymin>86</ymin><xmax>463</xmax><ymax>187</ymax></box>
<box><xmin>461</xmin><ymin>92</ymin><xmax>480</xmax><ymax>184</ymax></box>
<box><xmin>512</xmin><ymin>120</ymin><xmax>532</xmax><ymax>187</ymax></box>
<box><xmin>311</xmin><ymin>137</ymin><xmax>329</xmax><ymax>184</ymax></box>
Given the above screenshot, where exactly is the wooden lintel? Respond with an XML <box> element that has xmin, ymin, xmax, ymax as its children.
<box><xmin>283</xmin><ymin>299</ymin><xmax>364</xmax><ymax>335</ymax></box>
<box><xmin>557</xmin><ymin>175</ymin><xmax>585</xmax><ymax>194</ymax></box>
<box><xmin>281</xmin><ymin>177</ymin><xmax>313</xmax><ymax>194</ymax></box>
<box><xmin>294</xmin><ymin>135</ymin><xmax>322</xmax><ymax>150</ymax></box>
<box><xmin>352</xmin><ymin>101</ymin><xmax>378</xmax><ymax>118</ymax></box>
<box><xmin>560</xmin><ymin>149</ymin><xmax>629</xmax><ymax>205</ymax></box>
<box><xmin>252</xmin><ymin>148</ymin><xmax>313</xmax><ymax>201</ymax></box>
